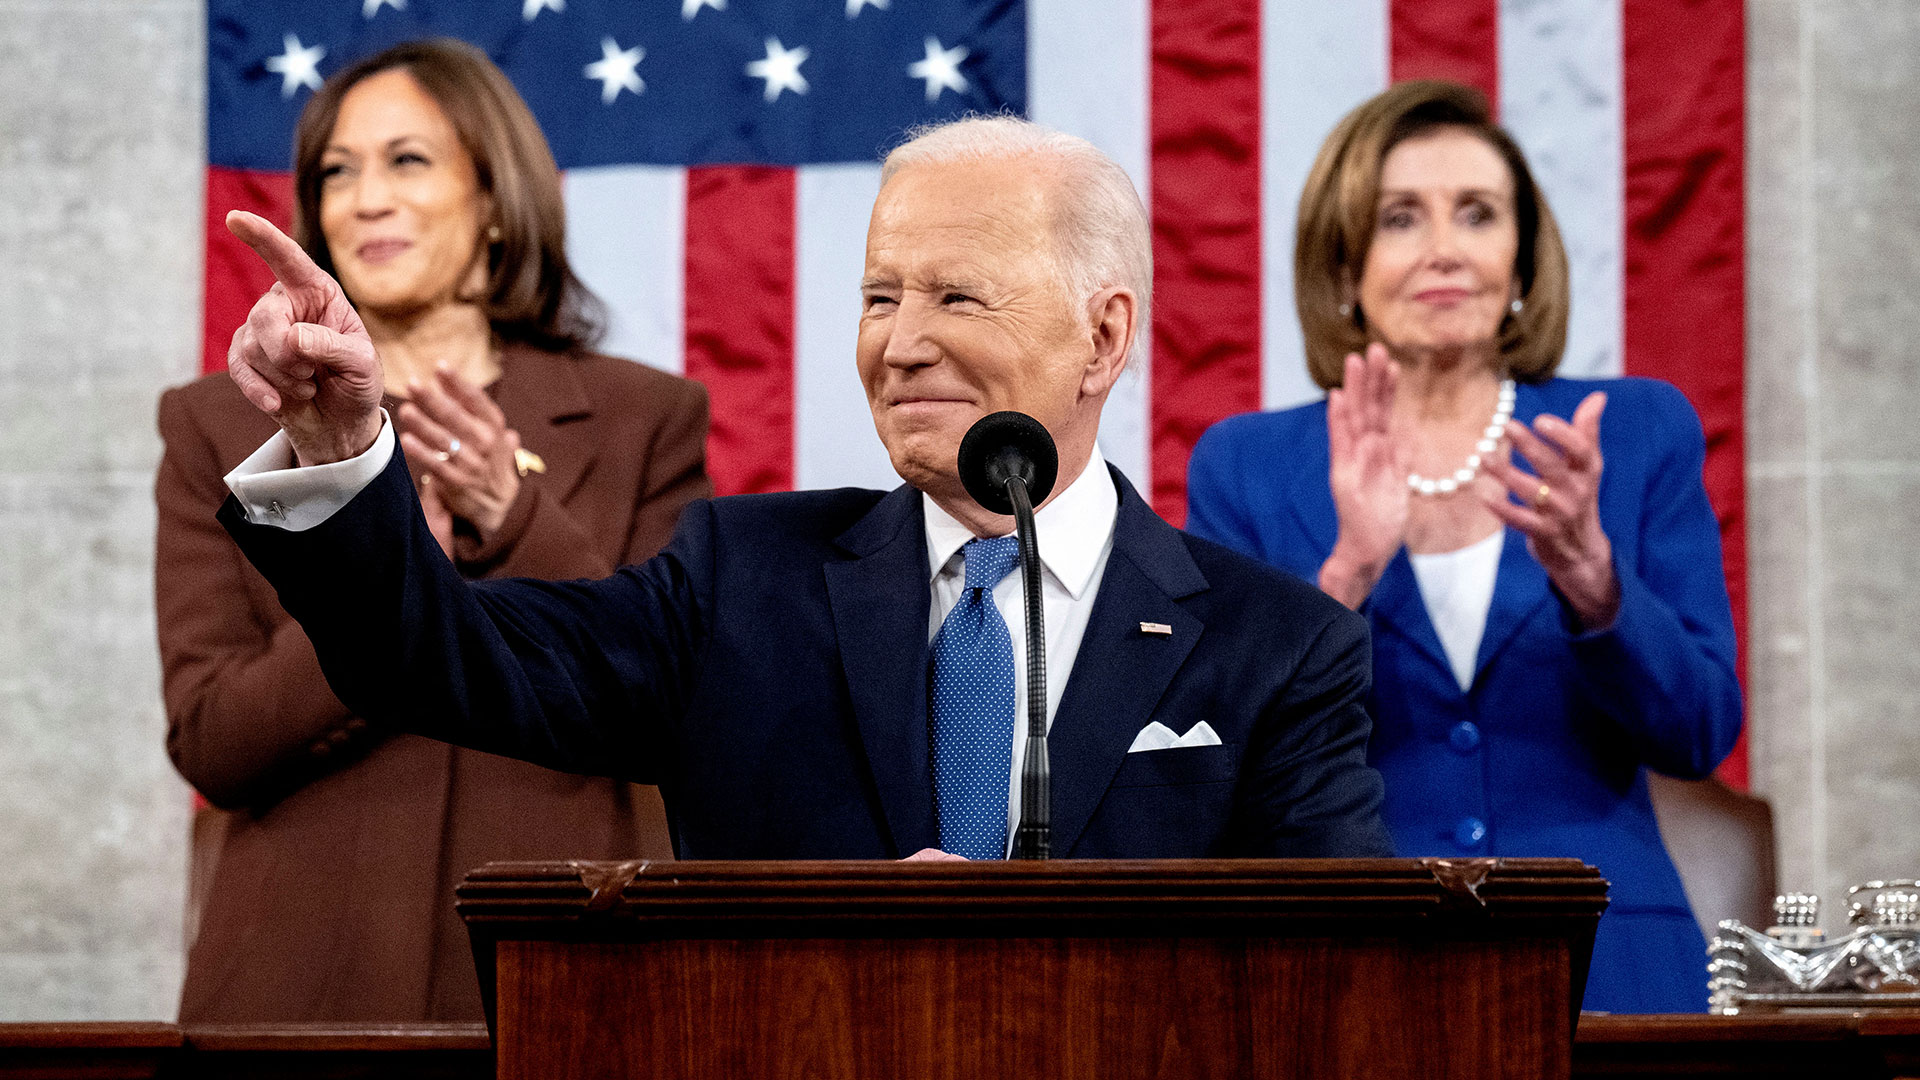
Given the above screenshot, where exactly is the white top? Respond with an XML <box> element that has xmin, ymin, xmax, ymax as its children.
<box><xmin>1408</xmin><ymin>529</ymin><xmax>1505</xmax><ymax>693</ymax></box>
<box><xmin>225</xmin><ymin>414</ymin><xmax>1122</xmax><ymax>858</ymax></box>
<box><xmin>923</xmin><ymin>449</ymin><xmax>1118</xmax><ymax>854</ymax></box>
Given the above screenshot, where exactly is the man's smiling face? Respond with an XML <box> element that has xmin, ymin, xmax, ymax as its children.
<box><xmin>857</xmin><ymin>157</ymin><xmax>1093</xmax><ymax>504</ymax></box>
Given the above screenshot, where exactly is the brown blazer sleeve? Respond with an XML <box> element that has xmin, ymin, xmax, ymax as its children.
<box><xmin>155</xmin><ymin>385</ymin><xmax>361</xmax><ymax>810</ymax></box>
<box><xmin>454</xmin><ymin>364</ymin><xmax>712</xmax><ymax>578</ymax></box>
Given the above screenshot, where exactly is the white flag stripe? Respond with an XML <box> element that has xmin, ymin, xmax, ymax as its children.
<box><xmin>1029</xmin><ymin>0</ymin><xmax>1152</xmax><ymax>490</ymax></box>
<box><xmin>1260</xmin><ymin>0</ymin><xmax>1390</xmax><ymax>412</ymax></box>
<box><xmin>795</xmin><ymin>165</ymin><xmax>899</xmax><ymax>491</ymax></box>
<box><xmin>564</xmin><ymin>164</ymin><xmax>687</xmax><ymax>374</ymax></box>
<box><xmin>1500</xmin><ymin>0</ymin><xmax>1625</xmax><ymax>379</ymax></box>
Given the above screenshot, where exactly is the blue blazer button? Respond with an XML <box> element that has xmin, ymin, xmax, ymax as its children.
<box><xmin>1453</xmin><ymin>816</ymin><xmax>1487</xmax><ymax>849</ymax></box>
<box><xmin>1449</xmin><ymin>720</ymin><xmax>1482</xmax><ymax>753</ymax></box>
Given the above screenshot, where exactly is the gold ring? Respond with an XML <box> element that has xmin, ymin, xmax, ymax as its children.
<box><xmin>1535</xmin><ymin>482</ymin><xmax>1552</xmax><ymax>508</ymax></box>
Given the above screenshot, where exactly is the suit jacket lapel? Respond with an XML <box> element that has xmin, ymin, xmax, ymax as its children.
<box><xmin>1277</xmin><ymin>419</ymin><xmax>1453</xmax><ymax>676</ymax></box>
<box><xmin>1473</xmin><ymin>384</ymin><xmax>1558</xmax><ymax>679</ymax></box>
<box><xmin>1366</xmin><ymin>549</ymin><xmax>1454</xmax><ymax>679</ymax></box>
<box><xmin>488</xmin><ymin>345</ymin><xmax>598</xmax><ymax>503</ymax></box>
<box><xmin>1474</xmin><ymin>526</ymin><xmax>1553</xmax><ymax>680</ymax></box>
<box><xmin>1049</xmin><ymin>468</ymin><xmax>1207</xmax><ymax>856</ymax></box>
<box><xmin>823</xmin><ymin>485</ymin><xmax>936</xmax><ymax>857</ymax></box>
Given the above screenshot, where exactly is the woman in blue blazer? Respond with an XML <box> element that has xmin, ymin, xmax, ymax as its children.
<box><xmin>1186</xmin><ymin>81</ymin><xmax>1742</xmax><ymax>1013</ymax></box>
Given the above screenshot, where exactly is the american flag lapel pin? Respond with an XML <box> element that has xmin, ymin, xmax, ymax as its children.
<box><xmin>1138</xmin><ymin>621</ymin><xmax>1173</xmax><ymax>636</ymax></box>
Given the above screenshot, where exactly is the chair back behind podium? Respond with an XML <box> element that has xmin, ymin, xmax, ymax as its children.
<box><xmin>459</xmin><ymin>857</ymin><xmax>1606</xmax><ymax>1080</ymax></box>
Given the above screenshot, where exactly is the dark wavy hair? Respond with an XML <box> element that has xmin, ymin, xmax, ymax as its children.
<box><xmin>290</xmin><ymin>37</ymin><xmax>604</xmax><ymax>352</ymax></box>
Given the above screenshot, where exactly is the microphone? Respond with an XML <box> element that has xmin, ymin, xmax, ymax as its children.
<box><xmin>957</xmin><ymin>412</ymin><xmax>1059</xmax><ymax>860</ymax></box>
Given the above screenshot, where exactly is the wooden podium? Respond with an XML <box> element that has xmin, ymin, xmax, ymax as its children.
<box><xmin>458</xmin><ymin>858</ymin><xmax>1606</xmax><ymax>1080</ymax></box>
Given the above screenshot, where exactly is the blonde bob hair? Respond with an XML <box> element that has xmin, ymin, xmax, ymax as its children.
<box><xmin>1294</xmin><ymin>80</ymin><xmax>1569</xmax><ymax>390</ymax></box>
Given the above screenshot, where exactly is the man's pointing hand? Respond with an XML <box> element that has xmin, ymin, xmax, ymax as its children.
<box><xmin>224</xmin><ymin>210</ymin><xmax>384</xmax><ymax>466</ymax></box>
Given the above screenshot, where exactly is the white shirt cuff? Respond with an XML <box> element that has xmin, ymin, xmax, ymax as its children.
<box><xmin>222</xmin><ymin>411</ymin><xmax>396</xmax><ymax>531</ymax></box>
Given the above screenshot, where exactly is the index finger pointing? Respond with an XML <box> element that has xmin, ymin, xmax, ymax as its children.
<box><xmin>226</xmin><ymin>210</ymin><xmax>327</xmax><ymax>293</ymax></box>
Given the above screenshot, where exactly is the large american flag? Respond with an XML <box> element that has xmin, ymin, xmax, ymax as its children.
<box><xmin>204</xmin><ymin>0</ymin><xmax>1746</xmax><ymax>782</ymax></box>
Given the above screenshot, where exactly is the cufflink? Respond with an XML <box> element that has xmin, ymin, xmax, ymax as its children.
<box><xmin>1138</xmin><ymin>621</ymin><xmax>1172</xmax><ymax>636</ymax></box>
<box><xmin>265</xmin><ymin>499</ymin><xmax>288</xmax><ymax>523</ymax></box>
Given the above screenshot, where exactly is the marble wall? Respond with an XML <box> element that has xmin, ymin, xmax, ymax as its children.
<box><xmin>0</xmin><ymin>0</ymin><xmax>1915</xmax><ymax>1018</ymax></box>
<box><xmin>0</xmin><ymin>0</ymin><xmax>201</xmax><ymax>1018</ymax></box>
<box><xmin>1745</xmin><ymin>0</ymin><xmax>1920</xmax><ymax>919</ymax></box>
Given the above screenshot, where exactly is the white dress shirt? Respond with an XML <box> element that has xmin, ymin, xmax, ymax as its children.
<box><xmin>223</xmin><ymin>410</ymin><xmax>398</xmax><ymax>529</ymax></box>
<box><xmin>922</xmin><ymin>448</ymin><xmax>1119</xmax><ymax>853</ymax></box>
<box><xmin>225</xmin><ymin>417</ymin><xmax>1123</xmax><ymax>856</ymax></box>
<box><xmin>1408</xmin><ymin>528</ymin><xmax>1505</xmax><ymax>692</ymax></box>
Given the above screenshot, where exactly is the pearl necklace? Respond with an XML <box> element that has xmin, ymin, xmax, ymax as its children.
<box><xmin>1406</xmin><ymin>379</ymin><xmax>1516</xmax><ymax>496</ymax></box>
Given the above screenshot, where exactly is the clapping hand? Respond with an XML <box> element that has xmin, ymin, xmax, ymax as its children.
<box><xmin>223</xmin><ymin>211</ymin><xmax>383</xmax><ymax>466</ymax></box>
<box><xmin>1320</xmin><ymin>343</ymin><xmax>1410</xmax><ymax>608</ymax></box>
<box><xmin>1481</xmin><ymin>391</ymin><xmax>1620</xmax><ymax>629</ymax></box>
<box><xmin>396</xmin><ymin>369</ymin><xmax>524</xmax><ymax>541</ymax></box>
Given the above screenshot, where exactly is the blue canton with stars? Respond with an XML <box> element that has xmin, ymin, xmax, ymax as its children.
<box><xmin>209</xmin><ymin>0</ymin><xmax>1026</xmax><ymax>171</ymax></box>
<box><xmin>928</xmin><ymin>535</ymin><xmax>1022</xmax><ymax>862</ymax></box>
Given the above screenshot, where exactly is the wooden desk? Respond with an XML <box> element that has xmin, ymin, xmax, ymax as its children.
<box><xmin>0</xmin><ymin>1022</ymin><xmax>490</xmax><ymax>1079</ymax></box>
<box><xmin>5</xmin><ymin>1014</ymin><xmax>1919</xmax><ymax>1077</ymax></box>
<box><xmin>1575</xmin><ymin>1012</ymin><xmax>1920</xmax><ymax>1078</ymax></box>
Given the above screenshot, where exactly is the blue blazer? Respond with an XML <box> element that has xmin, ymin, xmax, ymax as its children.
<box><xmin>1186</xmin><ymin>376</ymin><xmax>1743</xmax><ymax>1013</ymax></box>
<box><xmin>221</xmin><ymin>451</ymin><xmax>1393</xmax><ymax>862</ymax></box>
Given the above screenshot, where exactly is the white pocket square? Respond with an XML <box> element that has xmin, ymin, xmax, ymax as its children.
<box><xmin>1126</xmin><ymin>720</ymin><xmax>1223</xmax><ymax>753</ymax></box>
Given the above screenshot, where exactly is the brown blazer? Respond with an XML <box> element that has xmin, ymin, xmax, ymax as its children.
<box><xmin>156</xmin><ymin>344</ymin><xmax>710</xmax><ymax>1022</ymax></box>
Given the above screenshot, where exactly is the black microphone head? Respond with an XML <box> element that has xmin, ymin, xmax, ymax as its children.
<box><xmin>957</xmin><ymin>411</ymin><xmax>1059</xmax><ymax>516</ymax></box>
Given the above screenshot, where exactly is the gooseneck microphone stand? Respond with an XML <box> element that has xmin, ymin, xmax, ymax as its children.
<box><xmin>1004</xmin><ymin>472</ymin><xmax>1049</xmax><ymax>860</ymax></box>
<box><xmin>956</xmin><ymin>411</ymin><xmax>1059</xmax><ymax>860</ymax></box>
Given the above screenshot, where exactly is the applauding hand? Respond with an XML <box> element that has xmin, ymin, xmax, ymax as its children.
<box><xmin>396</xmin><ymin>368</ymin><xmax>524</xmax><ymax>541</ymax></box>
<box><xmin>1320</xmin><ymin>344</ymin><xmax>1410</xmax><ymax>609</ymax></box>
<box><xmin>224</xmin><ymin>211</ymin><xmax>384</xmax><ymax>467</ymax></box>
<box><xmin>1481</xmin><ymin>391</ymin><xmax>1619</xmax><ymax>629</ymax></box>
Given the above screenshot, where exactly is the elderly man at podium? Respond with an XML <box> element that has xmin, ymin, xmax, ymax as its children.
<box><xmin>211</xmin><ymin>116</ymin><xmax>1392</xmax><ymax>863</ymax></box>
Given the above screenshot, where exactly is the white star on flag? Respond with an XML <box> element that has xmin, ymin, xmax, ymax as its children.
<box><xmin>682</xmin><ymin>0</ymin><xmax>724</xmax><ymax>20</ymax></box>
<box><xmin>746</xmin><ymin>38</ymin><xmax>809</xmax><ymax>102</ymax></box>
<box><xmin>846</xmin><ymin>0</ymin><xmax>888</xmax><ymax>16</ymax></box>
<box><xmin>584</xmin><ymin>37</ymin><xmax>645</xmax><ymax>104</ymax></box>
<box><xmin>907</xmin><ymin>37</ymin><xmax>969</xmax><ymax>102</ymax></box>
<box><xmin>522</xmin><ymin>0</ymin><xmax>564</xmax><ymax>22</ymax></box>
<box><xmin>362</xmin><ymin>0</ymin><xmax>404</xmax><ymax>18</ymax></box>
<box><xmin>264</xmin><ymin>33</ymin><xmax>325</xmax><ymax>99</ymax></box>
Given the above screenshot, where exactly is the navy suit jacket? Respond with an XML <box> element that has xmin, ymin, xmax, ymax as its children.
<box><xmin>1186</xmin><ymin>376</ymin><xmax>1743</xmax><ymax>1011</ymax></box>
<box><xmin>221</xmin><ymin>451</ymin><xmax>1393</xmax><ymax>861</ymax></box>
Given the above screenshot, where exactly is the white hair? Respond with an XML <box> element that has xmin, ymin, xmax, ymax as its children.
<box><xmin>881</xmin><ymin>115</ymin><xmax>1152</xmax><ymax>367</ymax></box>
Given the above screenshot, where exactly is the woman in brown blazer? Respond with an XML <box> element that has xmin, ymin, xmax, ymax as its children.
<box><xmin>156</xmin><ymin>39</ymin><xmax>709</xmax><ymax>1021</ymax></box>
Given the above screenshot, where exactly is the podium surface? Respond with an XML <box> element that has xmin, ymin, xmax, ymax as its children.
<box><xmin>459</xmin><ymin>858</ymin><xmax>1606</xmax><ymax>1080</ymax></box>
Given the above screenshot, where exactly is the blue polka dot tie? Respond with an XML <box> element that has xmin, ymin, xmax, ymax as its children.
<box><xmin>929</xmin><ymin>535</ymin><xmax>1021</xmax><ymax>861</ymax></box>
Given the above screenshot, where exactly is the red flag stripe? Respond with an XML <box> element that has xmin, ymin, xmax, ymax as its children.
<box><xmin>203</xmin><ymin>167</ymin><xmax>295</xmax><ymax>376</ymax></box>
<box><xmin>1621</xmin><ymin>0</ymin><xmax>1749</xmax><ymax>787</ymax></box>
<box><xmin>1148</xmin><ymin>0</ymin><xmax>1264</xmax><ymax>525</ymax></box>
<box><xmin>683</xmin><ymin>165</ymin><xmax>797</xmax><ymax>497</ymax></box>
<box><xmin>1390</xmin><ymin>0</ymin><xmax>1500</xmax><ymax>110</ymax></box>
